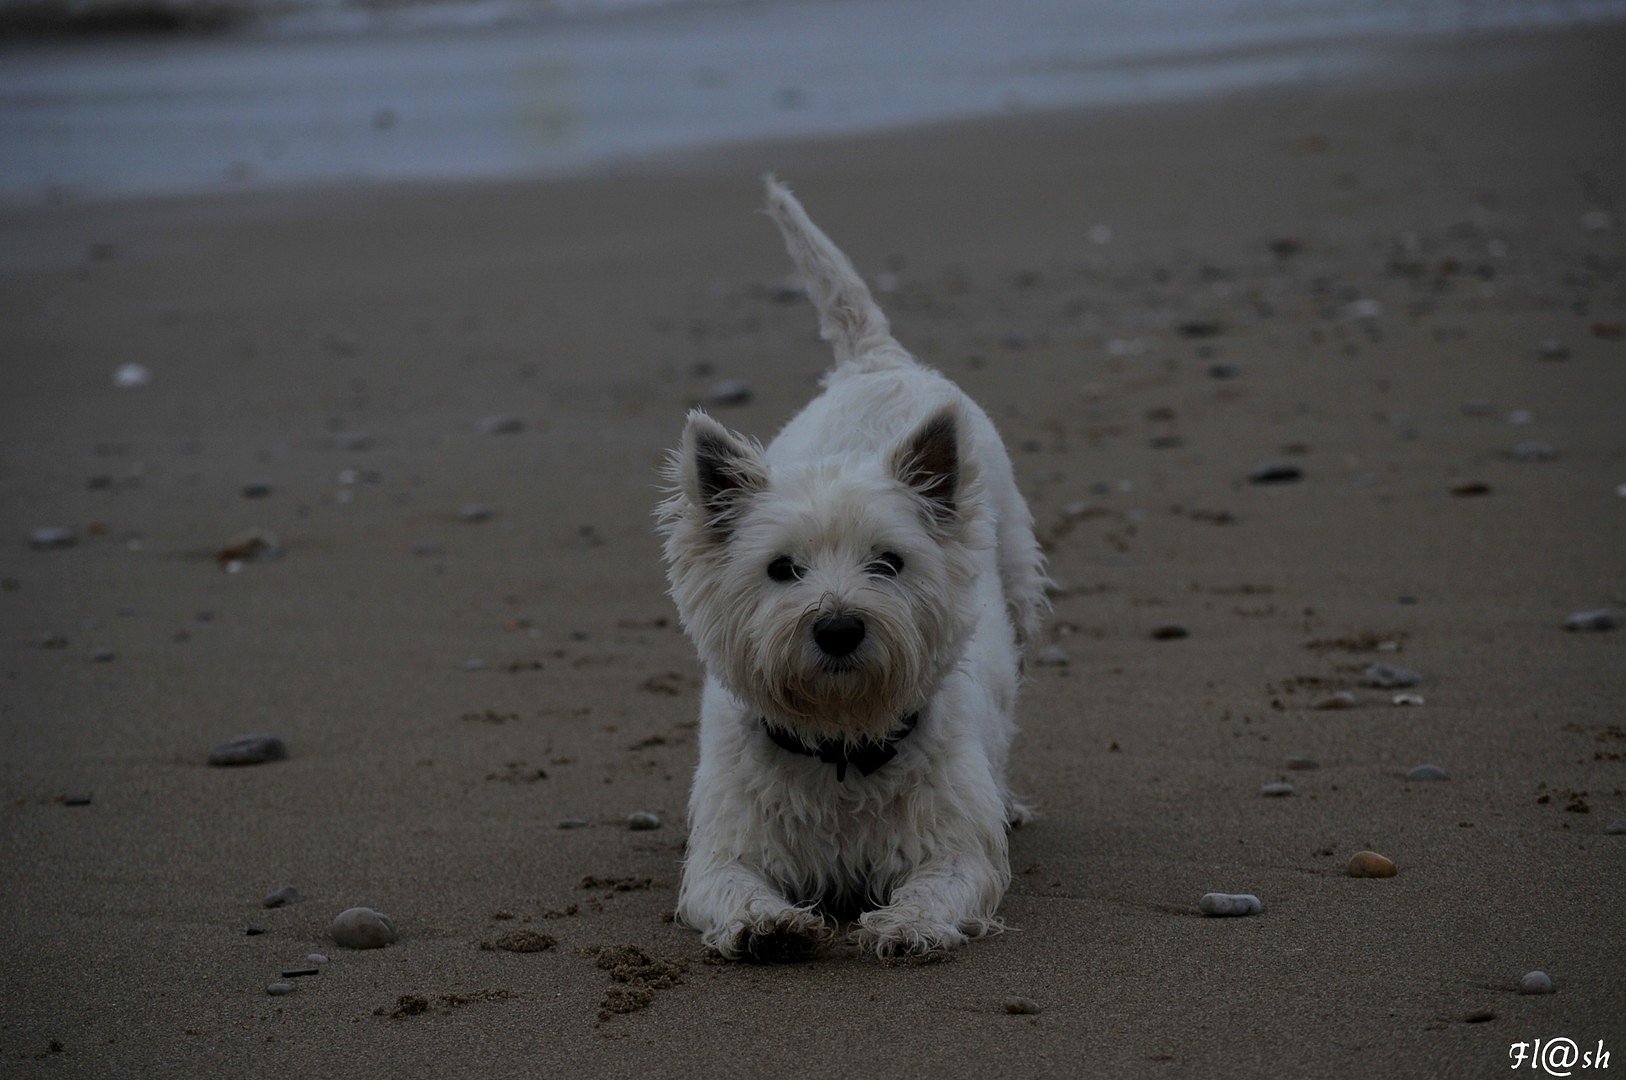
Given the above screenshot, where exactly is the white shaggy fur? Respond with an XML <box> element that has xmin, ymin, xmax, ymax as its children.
<box><xmin>657</xmin><ymin>176</ymin><xmax>1049</xmax><ymax>959</ymax></box>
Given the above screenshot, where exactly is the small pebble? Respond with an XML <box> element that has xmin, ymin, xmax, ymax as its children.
<box><xmin>1519</xmin><ymin>971</ymin><xmax>1554</xmax><ymax>995</ymax></box>
<box><xmin>207</xmin><ymin>734</ymin><xmax>287</xmax><ymax>767</ymax></box>
<box><xmin>1150</xmin><ymin>624</ymin><xmax>1189</xmax><ymax>641</ymax></box>
<box><xmin>113</xmin><ymin>362</ymin><xmax>152</xmax><ymax>388</ymax></box>
<box><xmin>477</xmin><ymin>414</ymin><xmax>525</xmax><ymax>435</ymax></box>
<box><xmin>1003</xmin><ymin>996</ymin><xmax>1042</xmax><ymax>1015</ymax></box>
<box><xmin>1464</xmin><ymin>1008</ymin><xmax>1495</xmax><ymax>1024</ymax></box>
<box><xmin>1206</xmin><ymin>363</ymin><xmax>1239</xmax><ymax>380</ymax></box>
<box><xmin>262</xmin><ymin>886</ymin><xmax>300</xmax><ymax>908</ymax></box>
<box><xmin>704</xmin><ymin>379</ymin><xmax>753</xmax><ymax>407</ymax></box>
<box><xmin>1313</xmin><ymin>691</ymin><xmax>1356</xmax><ymax>710</ymax></box>
<box><xmin>265</xmin><ymin>982</ymin><xmax>295</xmax><ymax>996</ymax></box>
<box><xmin>558</xmin><ymin>818</ymin><xmax>589</xmax><ymax>829</ymax></box>
<box><xmin>1406</xmin><ymin>764</ymin><xmax>1447</xmax><ymax>782</ymax></box>
<box><xmin>245</xmin><ymin>926</ymin><xmax>266</xmax><ymax>936</ymax></box>
<box><xmin>458</xmin><ymin>503</ymin><xmax>494</xmax><ymax>523</ymax></box>
<box><xmin>1535</xmin><ymin>339</ymin><xmax>1570</xmax><ymax>360</ymax></box>
<box><xmin>1507</xmin><ymin>409</ymin><xmax>1533</xmax><ymax>425</ymax></box>
<box><xmin>1392</xmin><ymin>693</ymin><xmax>1425</xmax><ymax>707</ymax></box>
<box><xmin>1284</xmin><ymin>756</ymin><xmax>1319</xmax><ymax>770</ymax></box>
<box><xmin>28</xmin><ymin>526</ymin><xmax>78</xmax><ymax>550</ymax></box>
<box><xmin>1260</xmin><ymin>782</ymin><xmax>1293</xmax><ymax>797</ymax></box>
<box><xmin>1604</xmin><ymin>820</ymin><xmax>1626</xmax><ymax>835</ymax></box>
<box><xmin>1347</xmin><ymin>851</ymin><xmax>1397</xmax><ymax>878</ymax></box>
<box><xmin>461</xmin><ymin>658</ymin><xmax>489</xmax><ymax>672</ymax></box>
<box><xmin>89</xmin><ymin>649</ymin><xmax>116</xmax><ymax>663</ymax></box>
<box><xmin>628</xmin><ymin>811</ymin><xmax>662</xmax><ymax>831</ymax></box>
<box><xmin>307</xmin><ymin>953</ymin><xmax>329</xmax><ymax>965</ymax></box>
<box><xmin>1342</xmin><ymin>298</ymin><xmax>1382</xmax><ymax>319</ymax></box>
<box><xmin>330</xmin><ymin>907</ymin><xmax>397</xmax><ymax>949</ymax></box>
<box><xmin>1032</xmin><ymin>644</ymin><xmax>1069</xmax><ymax>667</ymax></box>
<box><xmin>241</xmin><ymin>481</ymin><xmax>273</xmax><ymax>498</ymax></box>
<box><xmin>61</xmin><ymin>794</ymin><xmax>92</xmax><ymax>806</ymax></box>
<box><xmin>1198</xmin><ymin>892</ymin><xmax>1263</xmax><ymax>916</ymax></box>
<box><xmin>1361</xmin><ymin>662</ymin><xmax>1421</xmax><ymax>689</ymax></box>
<box><xmin>1580</xmin><ymin>209</ymin><xmax>1613</xmax><ymax>232</ymax></box>
<box><xmin>1511</xmin><ymin>441</ymin><xmax>1556</xmax><ymax>463</ymax></box>
<box><xmin>280</xmin><ymin>967</ymin><xmax>321</xmax><ymax>979</ymax></box>
<box><xmin>1564</xmin><ymin>609</ymin><xmax>1617</xmax><ymax>632</ymax></box>
<box><xmin>1247</xmin><ymin>462</ymin><xmax>1302</xmax><ymax>485</ymax></box>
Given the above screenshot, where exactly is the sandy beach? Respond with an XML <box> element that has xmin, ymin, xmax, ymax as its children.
<box><xmin>2</xmin><ymin>22</ymin><xmax>1623</xmax><ymax>1077</ymax></box>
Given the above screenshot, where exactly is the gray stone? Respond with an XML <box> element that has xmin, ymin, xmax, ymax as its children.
<box><xmin>1313</xmin><ymin>691</ymin><xmax>1357</xmax><ymax>710</ymax></box>
<box><xmin>262</xmin><ymin>886</ymin><xmax>300</xmax><ymax>908</ymax></box>
<box><xmin>1535</xmin><ymin>339</ymin><xmax>1570</xmax><ymax>360</ymax></box>
<box><xmin>1003</xmin><ymin>996</ymin><xmax>1042</xmax><ymax>1014</ymax></box>
<box><xmin>307</xmin><ymin>953</ymin><xmax>330</xmax><ymax>965</ymax></box>
<box><xmin>1406</xmin><ymin>764</ymin><xmax>1448</xmax><ymax>782</ymax></box>
<box><xmin>28</xmin><ymin>527</ymin><xmax>78</xmax><ymax>550</ymax></box>
<box><xmin>207</xmin><ymin>734</ymin><xmax>287</xmax><ymax>767</ymax></box>
<box><xmin>1564</xmin><ymin>609</ymin><xmax>1617</xmax><ymax>632</ymax></box>
<box><xmin>280</xmin><ymin>967</ymin><xmax>321</xmax><ymax>978</ymax></box>
<box><xmin>1150</xmin><ymin>625</ymin><xmax>1190</xmax><ymax>641</ymax></box>
<box><xmin>242</xmin><ymin>481</ymin><xmax>273</xmax><ymax>498</ymax></box>
<box><xmin>558</xmin><ymin>818</ymin><xmax>589</xmax><ymax>829</ymax></box>
<box><xmin>628</xmin><ymin>811</ymin><xmax>662</xmax><ymax>831</ymax></box>
<box><xmin>458</xmin><ymin>503</ymin><xmax>494</xmax><ymax>523</ymax></box>
<box><xmin>330</xmin><ymin>907</ymin><xmax>397</xmax><ymax>949</ymax></box>
<box><xmin>477</xmin><ymin>415</ymin><xmax>526</xmax><ymax>435</ymax></box>
<box><xmin>1260</xmin><ymin>782</ymin><xmax>1294</xmax><ymax>797</ymax></box>
<box><xmin>1605</xmin><ymin>820</ymin><xmax>1626</xmax><ymax>835</ymax></box>
<box><xmin>265</xmin><ymin>982</ymin><xmax>295</xmax><ymax>996</ymax></box>
<box><xmin>704</xmin><ymin>379</ymin><xmax>753</xmax><ymax>407</ymax></box>
<box><xmin>1199</xmin><ymin>892</ymin><xmax>1263</xmax><ymax>916</ymax></box>
<box><xmin>1248</xmin><ymin>462</ymin><xmax>1303</xmax><ymax>485</ymax></box>
<box><xmin>90</xmin><ymin>649</ymin><xmax>116</xmax><ymax>663</ymax></box>
<box><xmin>1511</xmin><ymin>441</ymin><xmax>1556</xmax><ymax>462</ymax></box>
<box><xmin>461</xmin><ymin>658</ymin><xmax>488</xmax><ymax>672</ymax></box>
<box><xmin>1519</xmin><ymin>971</ymin><xmax>1554</xmax><ymax>995</ymax></box>
<box><xmin>1361</xmin><ymin>663</ymin><xmax>1421</xmax><ymax>688</ymax></box>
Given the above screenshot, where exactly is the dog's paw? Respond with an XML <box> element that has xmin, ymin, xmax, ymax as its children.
<box><xmin>706</xmin><ymin>907</ymin><xmax>833</xmax><ymax>963</ymax></box>
<box><xmin>1004</xmin><ymin>797</ymin><xmax>1034</xmax><ymax>829</ymax></box>
<box><xmin>851</xmin><ymin>908</ymin><xmax>981</xmax><ymax>958</ymax></box>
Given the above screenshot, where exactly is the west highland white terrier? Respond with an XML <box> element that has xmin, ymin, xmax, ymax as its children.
<box><xmin>657</xmin><ymin>177</ymin><xmax>1049</xmax><ymax>959</ymax></box>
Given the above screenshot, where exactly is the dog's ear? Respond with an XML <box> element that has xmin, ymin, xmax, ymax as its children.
<box><xmin>891</xmin><ymin>405</ymin><xmax>961</xmax><ymax>522</ymax></box>
<box><xmin>680</xmin><ymin>410</ymin><xmax>767</xmax><ymax>532</ymax></box>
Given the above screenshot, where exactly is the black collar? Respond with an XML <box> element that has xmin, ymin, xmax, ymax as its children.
<box><xmin>760</xmin><ymin>713</ymin><xmax>920</xmax><ymax>782</ymax></box>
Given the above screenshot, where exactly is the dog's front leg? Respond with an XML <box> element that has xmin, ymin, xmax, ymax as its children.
<box><xmin>677</xmin><ymin>852</ymin><xmax>834</xmax><ymax>962</ymax></box>
<box><xmin>853</xmin><ymin>845</ymin><xmax>1009</xmax><ymax>957</ymax></box>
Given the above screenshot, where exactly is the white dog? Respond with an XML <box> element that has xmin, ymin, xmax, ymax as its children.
<box><xmin>658</xmin><ymin>177</ymin><xmax>1048</xmax><ymax>959</ymax></box>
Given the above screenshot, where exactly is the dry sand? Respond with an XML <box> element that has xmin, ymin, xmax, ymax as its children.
<box><xmin>2</xmin><ymin>24</ymin><xmax>1623</xmax><ymax>1078</ymax></box>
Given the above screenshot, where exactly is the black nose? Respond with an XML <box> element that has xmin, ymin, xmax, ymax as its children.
<box><xmin>813</xmin><ymin>614</ymin><xmax>866</xmax><ymax>658</ymax></box>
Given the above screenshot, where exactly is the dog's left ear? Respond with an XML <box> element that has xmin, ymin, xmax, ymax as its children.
<box><xmin>891</xmin><ymin>405</ymin><xmax>961</xmax><ymax>523</ymax></box>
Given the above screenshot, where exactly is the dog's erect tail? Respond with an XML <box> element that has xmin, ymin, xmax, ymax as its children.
<box><xmin>762</xmin><ymin>175</ymin><xmax>909</xmax><ymax>369</ymax></box>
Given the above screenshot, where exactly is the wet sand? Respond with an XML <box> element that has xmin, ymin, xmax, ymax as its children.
<box><xmin>1</xmin><ymin>24</ymin><xmax>1623</xmax><ymax>1077</ymax></box>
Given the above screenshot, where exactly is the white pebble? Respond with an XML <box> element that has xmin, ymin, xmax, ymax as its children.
<box><xmin>307</xmin><ymin>953</ymin><xmax>329</xmax><ymax>966</ymax></box>
<box><xmin>1199</xmin><ymin>892</ymin><xmax>1262</xmax><ymax>916</ymax></box>
<box><xmin>1392</xmin><ymin>693</ymin><xmax>1424</xmax><ymax>706</ymax></box>
<box><xmin>1519</xmin><ymin>970</ymin><xmax>1554</xmax><ymax>995</ymax></box>
<box><xmin>628</xmin><ymin>811</ymin><xmax>662</xmax><ymax>831</ymax></box>
<box><xmin>28</xmin><ymin>526</ymin><xmax>78</xmax><ymax>550</ymax></box>
<box><xmin>1564</xmin><ymin>609</ymin><xmax>1617</xmax><ymax>632</ymax></box>
<box><xmin>1260</xmin><ymin>782</ymin><xmax>1294</xmax><ymax>797</ymax></box>
<box><xmin>1033</xmin><ymin>644</ymin><xmax>1069</xmax><ymax>667</ymax></box>
<box><xmin>113</xmin><ymin>363</ymin><xmax>152</xmax><ymax>388</ymax></box>
<box><xmin>1406</xmin><ymin>764</ymin><xmax>1447</xmax><ymax>781</ymax></box>
<box><xmin>330</xmin><ymin>907</ymin><xmax>397</xmax><ymax>949</ymax></box>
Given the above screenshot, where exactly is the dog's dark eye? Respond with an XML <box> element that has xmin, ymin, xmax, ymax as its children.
<box><xmin>868</xmin><ymin>551</ymin><xmax>905</xmax><ymax>577</ymax></box>
<box><xmin>767</xmin><ymin>556</ymin><xmax>801</xmax><ymax>583</ymax></box>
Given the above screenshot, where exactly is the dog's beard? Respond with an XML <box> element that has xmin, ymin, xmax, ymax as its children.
<box><xmin>739</xmin><ymin>597</ymin><xmax>936</xmax><ymax>741</ymax></box>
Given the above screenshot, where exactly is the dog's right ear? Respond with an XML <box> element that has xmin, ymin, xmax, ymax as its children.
<box><xmin>679</xmin><ymin>410</ymin><xmax>767</xmax><ymax>533</ymax></box>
